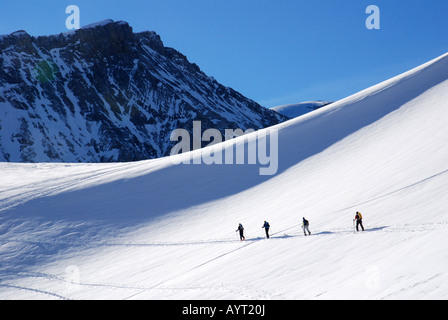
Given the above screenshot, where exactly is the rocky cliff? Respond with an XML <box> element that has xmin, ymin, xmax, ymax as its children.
<box><xmin>0</xmin><ymin>20</ymin><xmax>287</xmax><ymax>162</ymax></box>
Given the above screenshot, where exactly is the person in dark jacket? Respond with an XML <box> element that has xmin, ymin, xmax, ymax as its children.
<box><xmin>302</xmin><ymin>217</ymin><xmax>311</xmax><ymax>236</ymax></box>
<box><xmin>354</xmin><ymin>211</ymin><xmax>365</xmax><ymax>231</ymax></box>
<box><xmin>262</xmin><ymin>221</ymin><xmax>270</xmax><ymax>238</ymax></box>
<box><xmin>236</xmin><ymin>223</ymin><xmax>245</xmax><ymax>241</ymax></box>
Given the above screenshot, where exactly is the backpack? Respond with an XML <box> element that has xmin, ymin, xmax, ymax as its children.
<box><xmin>303</xmin><ymin>219</ymin><xmax>309</xmax><ymax>226</ymax></box>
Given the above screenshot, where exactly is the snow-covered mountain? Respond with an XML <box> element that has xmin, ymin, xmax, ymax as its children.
<box><xmin>270</xmin><ymin>101</ymin><xmax>332</xmax><ymax>118</ymax></box>
<box><xmin>0</xmin><ymin>20</ymin><xmax>287</xmax><ymax>162</ymax></box>
<box><xmin>0</xmin><ymin>52</ymin><xmax>447</xmax><ymax>300</ymax></box>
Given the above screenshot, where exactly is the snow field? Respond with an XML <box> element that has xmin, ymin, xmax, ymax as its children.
<box><xmin>0</xmin><ymin>53</ymin><xmax>448</xmax><ymax>299</ymax></box>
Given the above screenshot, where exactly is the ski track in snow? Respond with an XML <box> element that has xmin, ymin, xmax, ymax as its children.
<box><xmin>1</xmin><ymin>219</ymin><xmax>446</xmax><ymax>251</ymax></box>
<box><xmin>0</xmin><ymin>220</ymin><xmax>446</xmax><ymax>300</ymax></box>
<box><xmin>0</xmin><ymin>271</ymin><xmax>280</xmax><ymax>300</ymax></box>
<box><xmin>1</xmin><ymin>166</ymin><xmax>448</xmax><ymax>299</ymax></box>
<box><xmin>338</xmin><ymin>168</ymin><xmax>448</xmax><ymax>212</ymax></box>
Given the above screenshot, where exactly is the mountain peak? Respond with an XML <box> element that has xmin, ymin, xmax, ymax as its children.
<box><xmin>9</xmin><ymin>30</ymin><xmax>31</xmax><ymax>37</ymax></box>
<box><xmin>81</xmin><ymin>19</ymin><xmax>116</xmax><ymax>29</ymax></box>
<box><xmin>0</xmin><ymin>20</ymin><xmax>287</xmax><ymax>162</ymax></box>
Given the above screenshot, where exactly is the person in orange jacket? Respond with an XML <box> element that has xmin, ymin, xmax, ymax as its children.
<box><xmin>354</xmin><ymin>211</ymin><xmax>365</xmax><ymax>231</ymax></box>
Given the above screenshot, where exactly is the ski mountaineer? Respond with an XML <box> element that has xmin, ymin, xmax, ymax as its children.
<box><xmin>302</xmin><ymin>217</ymin><xmax>311</xmax><ymax>236</ymax></box>
<box><xmin>354</xmin><ymin>211</ymin><xmax>365</xmax><ymax>231</ymax></box>
<box><xmin>236</xmin><ymin>223</ymin><xmax>245</xmax><ymax>241</ymax></box>
<box><xmin>262</xmin><ymin>221</ymin><xmax>270</xmax><ymax>239</ymax></box>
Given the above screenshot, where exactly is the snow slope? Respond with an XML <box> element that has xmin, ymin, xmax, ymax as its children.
<box><xmin>1</xmin><ymin>52</ymin><xmax>448</xmax><ymax>300</ymax></box>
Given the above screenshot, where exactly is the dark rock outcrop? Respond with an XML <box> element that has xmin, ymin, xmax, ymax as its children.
<box><xmin>0</xmin><ymin>20</ymin><xmax>288</xmax><ymax>162</ymax></box>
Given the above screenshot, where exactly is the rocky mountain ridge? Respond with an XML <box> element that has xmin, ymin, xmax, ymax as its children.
<box><xmin>0</xmin><ymin>20</ymin><xmax>287</xmax><ymax>162</ymax></box>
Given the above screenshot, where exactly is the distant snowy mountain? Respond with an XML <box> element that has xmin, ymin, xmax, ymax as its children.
<box><xmin>1</xmin><ymin>52</ymin><xmax>447</xmax><ymax>300</ymax></box>
<box><xmin>0</xmin><ymin>20</ymin><xmax>287</xmax><ymax>162</ymax></box>
<box><xmin>270</xmin><ymin>101</ymin><xmax>332</xmax><ymax>118</ymax></box>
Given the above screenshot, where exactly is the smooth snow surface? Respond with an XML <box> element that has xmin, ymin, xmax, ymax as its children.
<box><xmin>1</xmin><ymin>53</ymin><xmax>448</xmax><ymax>300</ymax></box>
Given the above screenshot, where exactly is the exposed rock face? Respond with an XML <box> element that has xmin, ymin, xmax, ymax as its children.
<box><xmin>0</xmin><ymin>20</ymin><xmax>288</xmax><ymax>162</ymax></box>
<box><xmin>271</xmin><ymin>101</ymin><xmax>333</xmax><ymax>118</ymax></box>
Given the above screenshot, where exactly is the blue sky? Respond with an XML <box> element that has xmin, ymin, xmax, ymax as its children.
<box><xmin>1</xmin><ymin>0</ymin><xmax>447</xmax><ymax>107</ymax></box>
